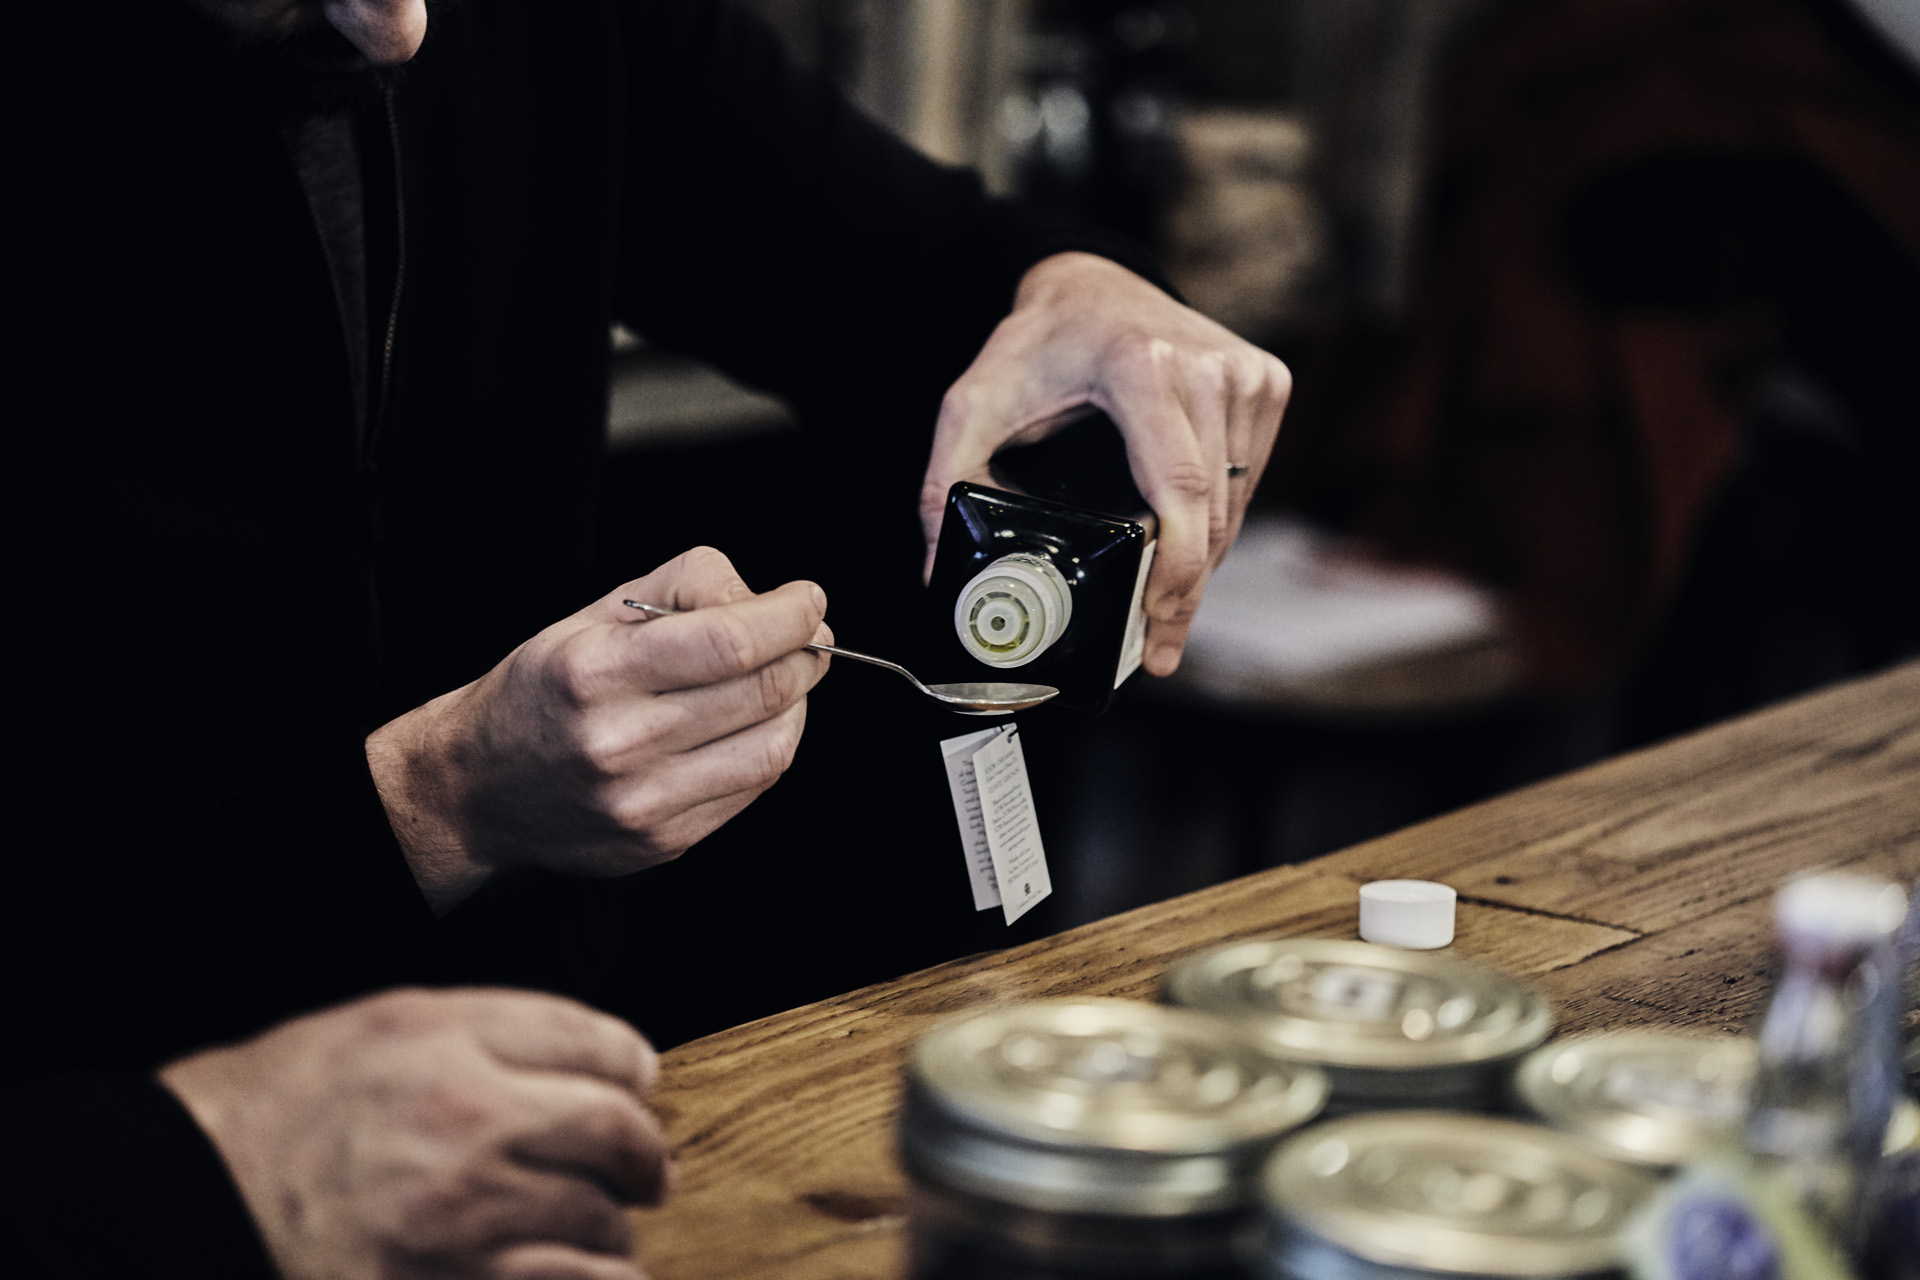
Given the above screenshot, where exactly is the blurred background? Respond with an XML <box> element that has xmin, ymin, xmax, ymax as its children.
<box><xmin>591</xmin><ymin>0</ymin><xmax>1920</xmax><ymax>1047</ymax></box>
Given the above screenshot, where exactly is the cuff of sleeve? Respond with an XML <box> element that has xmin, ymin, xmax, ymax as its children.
<box><xmin>969</xmin><ymin>198</ymin><xmax>1186</xmax><ymax>312</ymax></box>
<box><xmin>0</xmin><ymin>1072</ymin><xmax>278</xmax><ymax>1280</ymax></box>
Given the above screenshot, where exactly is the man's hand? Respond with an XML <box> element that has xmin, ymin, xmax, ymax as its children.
<box><xmin>921</xmin><ymin>251</ymin><xmax>1291</xmax><ymax>676</ymax></box>
<box><xmin>367</xmin><ymin>546</ymin><xmax>830</xmax><ymax>914</ymax></box>
<box><xmin>159</xmin><ymin>989</ymin><xmax>669</xmax><ymax>1280</ymax></box>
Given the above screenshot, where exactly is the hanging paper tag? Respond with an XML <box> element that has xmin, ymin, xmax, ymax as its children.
<box><xmin>940</xmin><ymin>726</ymin><xmax>1004</xmax><ymax>911</ymax></box>
<box><xmin>939</xmin><ymin>723</ymin><xmax>1053</xmax><ymax>924</ymax></box>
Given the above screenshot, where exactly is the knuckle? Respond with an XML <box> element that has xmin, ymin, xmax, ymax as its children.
<box><xmin>633</xmin><ymin>1038</ymin><xmax>661</xmax><ymax>1093</ymax></box>
<box><xmin>1155</xmin><ymin>591</ymin><xmax>1203</xmax><ymax>628</ymax></box>
<box><xmin>533</xmin><ymin>1001</ymin><xmax>603</xmax><ymax>1063</ymax></box>
<box><xmin>401</xmin><ymin>1164</ymin><xmax>494</xmax><ymax>1239</ymax></box>
<box><xmin>1229</xmin><ymin>350</ymin><xmax>1269</xmax><ymax>395</ymax></box>
<box><xmin>609</xmin><ymin>787</ymin><xmax>671</xmax><ymax>841</ymax></box>
<box><xmin>1188</xmin><ymin>347</ymin><xmax>1229</xmax><ymax>390</ymax></box>
<box><xmin>496</xmin><ymin>1243</ymin><xmax>630</xmax><ymax>1280</ymax></box>
<box><xmin>576</xmin><ymin>722</ymin><xmax>627</xmax><ymax>781</ymax></box>
<box><xmin>557</xmin><ymin>1197</ymin><xmax>634</xmax><ymax>1257</ymax></box>
<box><xmin>1109</xmin><ymin>328</ymin><xmax>1168</xmax><ymax>367</ymax></box>
<box><xmin>1152</xmin><ymin>543</ymin><xmax>1209</xmax><ymax>593</ymax></box>
<box><xmin>547</xmin><ymin>641</ymin><xmax>601</xmax><ymax>710</ymax></box>
<box><xmin>756</xmin><ymin>717</ymin><xmax>803</xmax><ymax>782</ymax></box>
<box><xmin>754</xmin><ymin>656</ymin><xmax>806</xmax><ymax>719</ymax></box>
<box><xmin>1266</xmin><ymin>355</ymin><xmax>1295</xmax><ymax>401</ymax></box>
<box><xmin>703</xmin><ymin>611</ymin><xmax>761</xmax><ymax>675</ymax></box>
<box><xmin>359</xmin><ymin>988</ymin><xmax>447</xmax><ymax>1039</ymax></box>
<box><xmin>682</xmin><ymin>544</ymin><xmax>730</xmax><ymax>576</ymax></box>
<box><xmin>680</xmin><ymin>546</ymin><xmax>748</xmax><ymax>601</ymax></box>
<box><xmin>1159</xmin><ymin>457</ymin><xmax>1214</xmax><ymax>502</ymax></box>
<box><xmin>937</xmin><ymin>381</ymin><xmax>976</xmax><ymax>424</ymax></box>
<box><xmin>580</xmin><ymin>1092</ymin><xmax>645</xmax><ymax>1150</ymax></box>
<box><xmin>919</xmin><ymin>475</ymin><xmax>951</xmax><ymax>517</ymax></box>
<box><xmin>412</xmin><ymin>1080</ymin><xmax>498</xmax><ymax>1140</ymax></box>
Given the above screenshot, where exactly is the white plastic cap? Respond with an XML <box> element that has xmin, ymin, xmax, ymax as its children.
<box><xmin>955</xmin><ymin>554</ymin><xmax>1074</xmax><ymax>668</ymax></box>
<box><xmin>1359</xmin><ymin>880</ymin><xmax>1457</xmax><ymax>949</ymax></box>
<box><xmin>1774</xmin><ymin>872</ymin><xmax>1907</xmax><ymax>951</ymax></box>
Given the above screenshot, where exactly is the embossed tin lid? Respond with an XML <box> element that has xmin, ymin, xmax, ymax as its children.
<box><xmin>1163</xmin><ymin>939</ymin><xmax>1553</xmax><ymax>1071</ymax></box>
<box><xmin>1517</xmin><ymin>1031</ymin><xmax>1920</xmax><ymax>1166</ymax></box>
<box><xmin>1260</xmin><ymin>1112</ymin><xmax>1658</xmax><ymax>1277</ymax></box>
<box><xmin>903</xmin><ymin>998</ymin><xmax>1329</xmax><ymax>1216</ymax></box>
<box><xmin>1515</xmin><ymin>1032</ymin><xmax>1755</xmax><ymax>1167</ymax></box>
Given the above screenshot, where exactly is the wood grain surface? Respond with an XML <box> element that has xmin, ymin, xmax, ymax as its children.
<box><xmin>631</xmin><ymin>662</ymin><xmax>1920</xmax><ymax>1279</ymax></box>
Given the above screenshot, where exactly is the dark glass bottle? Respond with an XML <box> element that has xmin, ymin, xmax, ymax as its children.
<box><xmin>926</xmin><ymin>411</ymin><xmax>1156</xmax><ymax>715</ymax></box>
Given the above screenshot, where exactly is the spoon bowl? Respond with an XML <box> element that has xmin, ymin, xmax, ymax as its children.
<box><xmin>622</xmin><ymin>601</ymin><xmax>1059</xmax><ymax>716</ymax></box>
<box><xmin>920</xmin><ymin>681</ymin><xmax>1059</xmax><ymax>716</ymax></box>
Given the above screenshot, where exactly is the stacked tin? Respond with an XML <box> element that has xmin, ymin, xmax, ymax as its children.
<box><xmin>1515</xmin><ymin>1030</ymin><xmax>1920</xmax><ymax>1168</ymax></box>
<box><xmin>899</xmin><ymin>944</ymin><xmax>1680</xmax><ymax>1279</ymax></box>
<box><xmin>1163</xmin><ymin>939</ymin><xmax>1553</xmax><ymax>1112</ymax></box>
<box><xmin>1256</xmin><ymin>1112</ymin><xmax>1658</xmax><ymax>1280</ymax></box>
<box><xmin>900</xmin><ymin>998</ymin><xmax>1328</xmax><ymax>1278</ymax></box>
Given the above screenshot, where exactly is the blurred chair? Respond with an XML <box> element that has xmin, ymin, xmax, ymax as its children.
<box><xmin>1275</xmin><ymin>0</ymin><xmax>1920</xmax><ymax>697</ymax></box>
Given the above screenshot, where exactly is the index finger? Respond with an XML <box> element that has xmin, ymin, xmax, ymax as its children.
<box><xmin>620</xmin><ymin>579</ymin><xmax>828</xmax><ymax>692</ymax></box>
<box><xmin>609</xmin><ymin>545</ymin><xmax>755</xmax><ymax>616</ymax></box>
<box><xmin>918</xmin><ymin>376</ymin><xmax>1028</xmax><ymax>582</ymax></box>
<box><xmin>449</xmin><ymin>989</ymin><xmax>660</xmax><ymax>1095</ymax></box>
<box><xmin>1104</xmin><ymin>351</ymin><xmax>1214</xmax><ymax>673</ymax></box>
<box><xmin>505</xmin><ymin>1074</ymin><xmax>674</xmax><ymax>1208</ymax></box>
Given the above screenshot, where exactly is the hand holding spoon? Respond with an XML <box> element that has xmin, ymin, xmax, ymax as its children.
<box><xmin>621</xmin><ymin>600</ymin><xmax>1058</xmax><ymax>716</ymax></box>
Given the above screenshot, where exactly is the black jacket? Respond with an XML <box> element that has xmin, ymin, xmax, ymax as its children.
<box><xmin>5</xmin><ymin>1</ymin><xmax>1152</xmax><ymax>1272</ymax></box>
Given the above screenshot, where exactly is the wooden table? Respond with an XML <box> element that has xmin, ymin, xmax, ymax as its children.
<box><xmin>633</xmin><ymin>662</ymin><xmax>1920</xmax><ymax>1279</ymax></box>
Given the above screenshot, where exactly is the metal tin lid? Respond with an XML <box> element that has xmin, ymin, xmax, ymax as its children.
<box><xmin>1517</xmin><ymin>1031</ymin><xmax>1920</xmax><ymax>1165</ymax></box>
<box><xmin>903</xmin><ymin>999</ymin><xmax>1329</xmax><ymax>1216</ymax></box>
<box><xmin>1261</xmin><ymin>1112</ymin><xmax>1657</xmax><ymax>1277</ymax></box>
<box><xmin>1163</xmin><ymin>939</ymin><xmax>1553</xmax><ymax>1071</ymax></box>
<box><xmin>1514</xmin><ymin>1032</ymin><xmax>1755</xmax><ymax>1167</ymax></box>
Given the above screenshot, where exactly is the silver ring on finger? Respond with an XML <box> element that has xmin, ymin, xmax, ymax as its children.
<box><xmin>1226</xmin><ymin>461</ymin><xmax>1253</xmax><ymax>478</ymax></box>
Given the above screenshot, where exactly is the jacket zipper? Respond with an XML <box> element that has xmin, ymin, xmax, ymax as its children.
<box><xmin>365</xmin><ymin>81</ymin><xmax>407</xmax><ymax>471</ymax></box>
<box><xmin>359</xmin><ymin>82</ymin><xmax>405</xmax><ymax>693</ymax></box>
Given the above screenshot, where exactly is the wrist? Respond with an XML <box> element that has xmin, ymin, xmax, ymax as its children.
<box><xmin>366</xmin><ymin>692</ymin><xmax>493</xmax><ymax>916</ymax></box>
<box><xmin>1013</xmin><ymin>251</ymin><xmax>1143</xmax><ymax>311</ymax></box>
<box><xmin>156</xmin><ymin>1048</ymin><xmax>237</xmax><ymax>1156</ymax></box>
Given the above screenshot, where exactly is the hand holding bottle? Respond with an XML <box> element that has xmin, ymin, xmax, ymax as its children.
<box><xmin>919</xmin><ymin>251</ymin><xmax>1291</xmax><ymax>677</ymax></box>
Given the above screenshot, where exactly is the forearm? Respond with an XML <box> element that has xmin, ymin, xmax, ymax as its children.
<box><xmin>609</xmin><ymin>0</ymin><xmax>1170</xmax><ymax>410</ymax></box>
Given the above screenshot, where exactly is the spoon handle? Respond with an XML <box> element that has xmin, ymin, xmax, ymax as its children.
<box><xmin>621</xmin><ymin>600</ymin><xmax>925</xmax><ymax>692</ymax></box>
<box><xmin>801</xmin><ymin>642</ymin><xmax>924</xmax><ymax>689</ymax></box>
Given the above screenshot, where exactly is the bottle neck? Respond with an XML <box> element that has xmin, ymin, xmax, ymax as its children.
<box><xmin>1744</xmin><ymin>937</ymin><xmax>1902</xmax><ymax>1250</ymax></box>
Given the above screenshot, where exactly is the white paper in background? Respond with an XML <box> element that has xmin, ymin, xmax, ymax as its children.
<box><xmin>940</xmin><ymin>726</ymin><xmax>1005</xmax><ymax>911</ymax></box>
<box><xmin>973</xmin><ymin>725</ymin><xmax>1052</xmax><ymax>925</ymax></box>
<box><xmin>1183</xmin><ymin>516</ymin><xmax>1502</xmax><ymax>685</ymax></box>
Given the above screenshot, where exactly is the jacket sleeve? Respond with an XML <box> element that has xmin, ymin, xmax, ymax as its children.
<box><xmin>607</xmin><ymin>0</ymin><xmax>1170</xmax><ymax>421</ymax></box>
<box><xmin>1</xmin><ymin>1073</ymin><xmax>277</xmax><ymax>1280</ymax></box>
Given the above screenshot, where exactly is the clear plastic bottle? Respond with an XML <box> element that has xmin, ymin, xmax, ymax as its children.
<box><xmin>1743</xmin><ymin>873</ymin><xmax>1908</xmax><ymax>1252</ymax></box>
<box><xmin>1626</xmin><ymin>872</ymin><xmax>1909</xmax><ymax>1280</ymax></box>
<box><xmin>1864</xmin><ymin>879</ymin><xmax>1920</xmax><ymax>1280</ymax></box>
<box><xmin>1898</xmin><ymin>879</ymin><xmax>1920</xmax><ymax>1096</ymax></box>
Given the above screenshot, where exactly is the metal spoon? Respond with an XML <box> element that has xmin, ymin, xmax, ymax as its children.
<box><xmin>621</xmin><ymin>600</ymin><xmax>1058</xmax><ymax>716</ymax></box>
